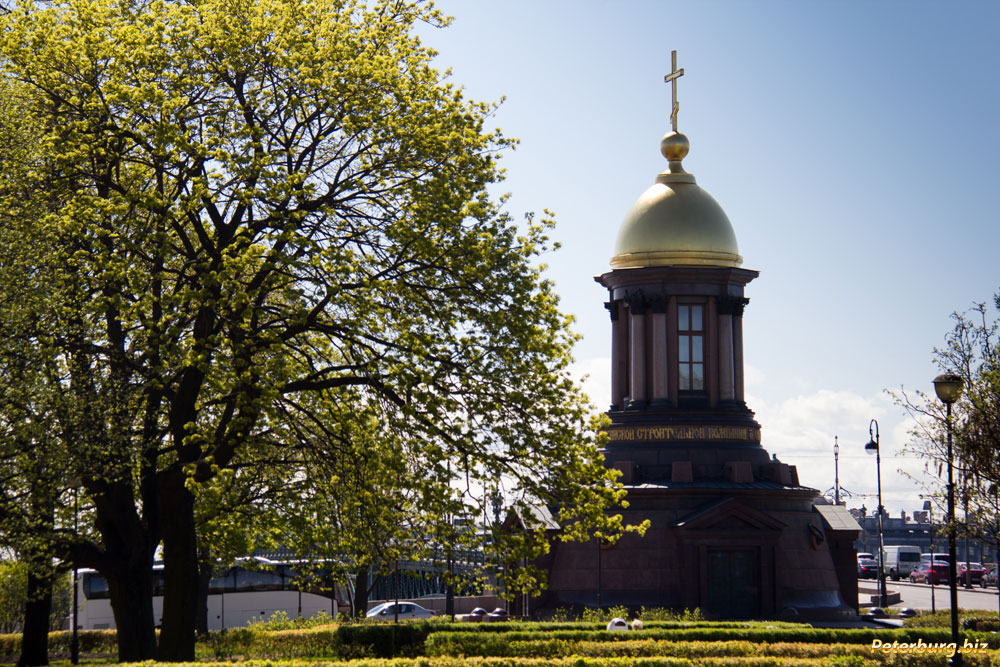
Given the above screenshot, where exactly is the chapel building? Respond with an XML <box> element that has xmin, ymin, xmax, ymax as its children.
<box><xmin>526</xmin><ymin>56</ymin><xmax>860</xmax><ymax>619</ymax></box>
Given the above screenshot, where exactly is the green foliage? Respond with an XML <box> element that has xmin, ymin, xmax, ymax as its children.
<box><xmin>201</xmin><ymin>620</ymin><xmax>440</xmax><ymax>660</ymax></box>
<box><xmin>894</xmin><ymin>292</ymin><xmax>1000</xmax><ymax>547</ymax></box>
<box><xmin>334</xmin><ymin>621</ymin><xmax>438</xmax><ymax>658</ymax></box>
<box><xmin>430</xmin><ymin>620</ymin><xmax>804</xmax><ymax>634</ymax></box>
<box><xmin>580</xmin><ymin>606</ymin><xmax>630</xmax><ymax>623</ymax></box>
<box><xmin>426</xmin><ymin>637</ymin><xmax>886</xmax><ymax>660</ymax></box>
<box><xmin>962</xmin><ymin>614</ymin><xmax>1000</xmax><ymax>631</ymax></box>
<box><xmin>578</xmin><ymin>606</ymin><xmax>704</xmax><ymax>623</ymax></box>
<box><xmin>0</xmin><ymin>561</ymin><xmax>27</xmax><ymax>634</ymax></box>
<box><xmin>0</xmin><ymin>3</ymin><xmax>643</xmax><ymax>655</ymax></box>
<box><xmin>0</xmin><ymin>0</ymin><xmax>644</xmax><ymax>657</ymax></box>
<box><xmin>0</xmin><ymin>562</ymin><xmax>71</xmax><ymax>634</ymax></box>
<box><xmin>827</xmin><ymin>657</ymin><xmax>873</xmax><ymax>667</ymax></box>
<box><xmin>896</xmin><ymin>609</ymin><xmax>988</xmax><ymax>628</ymax></box>
<box><xmin>0</xmin><ymin>629</ymin><xmax>118</xmax><ymax>658</ymax></box>
<box><xmin>4</xmin><ymin>620</ymin><xmax>1000</xmax><ymax>665</ymax></box>
<box><xmin>97</xmin><ymin>654</ymin><xmax>1000</xmax><ymax>667</ymax></box>
<box><xmin>245</xmin><ymin>609</ymin><xmax>336</xmax><ymax>631</ymax></box>
<box><xmin>424</xmin><ymin>627</ymin><xmax>1000</xmax><ymax>657</ymax></box>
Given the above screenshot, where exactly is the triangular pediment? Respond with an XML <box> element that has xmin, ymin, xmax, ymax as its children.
<box><xmin>674</xmin><ymin>497</ymin><xmax>787</xmax><ymax>531</ymax></box>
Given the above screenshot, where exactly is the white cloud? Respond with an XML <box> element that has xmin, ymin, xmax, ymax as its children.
<box><xmin>752</xmin><ymin>387</ymin><xmax>936</xmax><ymax>517</ymax></box>
<box><xmin>569</xmin><ymin>356</ymin><xmax>611</xmax><ymax>412</ymax></box>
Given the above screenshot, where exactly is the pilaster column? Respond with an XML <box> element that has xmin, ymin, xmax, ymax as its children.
<box><xmin>718</xmin><ymin>313</ymin><xmax>735</xmax><ymax>401</ymax></box>
<box><xmin>707</xmin><ymin>297</ymin><xmax>719</xmax><ymax>406</ymax></box>
<box><xmin>627</xmin><ymin>292</ymin><xmax>648</xmax><ymax>408</ymax></box>
<box><xmin>650</xmin><ymin>295</ymin><xmax>668</xmax><ymax>404</ymax></box>
<box><xmin>666</xmin><ymin>296</ymin><xmax>678</xmax><ymax>407</ymax></box>
<box><xmin>733</xmin><ymin>309</ymin><xmax>746</xmax><ymax>403</ymax></box>
<box><xmin>719</xmin><ymin>295</ymin><xmax>749</xmax><ymax>404</ymax></box>
<box><xmin>606</xmin><ymin>299</ymin><xmax>628</xmax><ymax>410</ymax></box>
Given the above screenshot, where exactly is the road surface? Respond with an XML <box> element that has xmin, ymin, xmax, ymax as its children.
<box><xmin>861</xmin><ymin>580</ymin><xmax>1000</xmax><ymax>612</ymax></box>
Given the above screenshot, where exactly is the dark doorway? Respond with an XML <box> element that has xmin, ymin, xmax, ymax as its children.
<box><xmin>707</xmin><ymin>549</ymin><xmax>758</xmax><ymax>618</ymax></box>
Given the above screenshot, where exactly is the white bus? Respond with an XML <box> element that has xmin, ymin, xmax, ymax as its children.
<box><xmin>76</xmin><ymin>559</ymin><xmax>338</xmax><ymax>630</ymax></box>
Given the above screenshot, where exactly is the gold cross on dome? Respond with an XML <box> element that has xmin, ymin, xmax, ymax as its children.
<box><xmin>663</xmin><ymin>50</ymin><xmax>685</xmax><ymax>132</ymax></box>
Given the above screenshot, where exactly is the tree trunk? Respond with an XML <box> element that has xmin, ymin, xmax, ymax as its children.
<box><xmin>17</xmin><ymin>570</ymin><xmax>52</xmax><ymax>667</ymax></box>
<box><xmin>157</xmin><ymin>472</ymin><xmax>199</xmax><ymax>661</ymax></box>
<box><xmin>353</xmin><ymin>565</ymin><xmax>370</xmax><ymax>618</ymax></box>
<box><xmin>106</xmin><ymin>560</ymin><xmax>157</xmax><ymax>662</ymax></box>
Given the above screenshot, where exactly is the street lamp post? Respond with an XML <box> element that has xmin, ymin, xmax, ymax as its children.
<box><xmin>865</xmin><ymin>420</ymin><xmax>887</xmax><ymax>609</ymax></box>
<box><xmin>934</xmin><ymin>372</ymin><xmax>964</xmax><ymax>667</ymax></box>
<box><xmin>71</xmin><ymin>485</ymin><xmax>79</xmax><ymax>666</ymax></box>
<box><xmin>834</xmin><ymin>436</ymin><xmax>841</xmax><ymax>505</ymax></box>
<box><xmin>963</xmin><ymin>484</ymin><xmax>973</xmax><ymax>589</ymax></box>
<box><xmin>922</xmin><ymin>498</ymin><xmax>936</xmax><ymax>613</ymax></box>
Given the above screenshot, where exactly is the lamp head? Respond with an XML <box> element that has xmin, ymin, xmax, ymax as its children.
<box><xmin>933</xmin><ymin>373</ymin><xmax>963</xmax><ymax>405</ymax></box>
<box><xmin>865</xmin><ymin>439</ymin><xmax>878</xmax><ymax>455</ymax></box>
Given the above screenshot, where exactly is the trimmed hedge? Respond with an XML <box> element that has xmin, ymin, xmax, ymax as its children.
<box><xmin>427</xmin><ymin>639</ymin><xmax>868</xmax><ymax>659</ymax></box>
<box><xmin>424</xmin><ymin>627</ymin><xmax>1000</xmax><ymax>656</ymax></box>
<box><xmin>114</xmin><ymin>655</ymin><xmax>999</xmax><ymax>667</ymax></box>
<box><xmin>433</xmin><ymin>621</ymin><xmax>807</xmax><ymax>633</ymax></box>
<box><xmin>0</xmin><ymin>628</ymin><xmax>117</xmax><ymax>657</ymax></box>
<box><xmin>202</xmin><ymin>623</ymin><xmax>432</xmax><ymax>660</ymax></box>
<box><xmin>426</xmin><ymin>637</ymin><xmax>1000</xmax><ymax>662</ymax></box>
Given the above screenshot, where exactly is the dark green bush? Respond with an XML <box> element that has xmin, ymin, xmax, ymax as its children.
<box><xmin>961</xmin><ymin>615</ymin><xmax>1000</xmax><ymax>631</ymax></box>
<box><xmin>334</xmin><ymin>621</ymin><xmax>435</xmax><ymax>658</ymax></box>
<box><xmin>435</xmin><ymin>620</ymin><xmax>805</xmax><ymax>633</ymax></box>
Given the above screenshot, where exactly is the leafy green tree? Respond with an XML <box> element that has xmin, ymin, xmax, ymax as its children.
<box><xmin>0</xmin><ymin>74</ymin><xmax>79</xmax><ymax>667</ymax></box>
<box><xmin>0</xmin><ymin>560</ymin><xmax>28</xmax><ymax>635</ymax></box>
<box><xmin>0</xmin><ymin>0</ymin><xmax>635</xmax><ymax>661</ymax></box>
<box><xmin>895</xmin><ymin>292</ymin><xmax>1000</xmax><ymax>562</ymax></box>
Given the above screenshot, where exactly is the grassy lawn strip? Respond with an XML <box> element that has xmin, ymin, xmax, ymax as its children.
<box><xmin>430</xmin><ymin>621</ymin><xmax>808</xmax><ymax>633</ymax></box>
<box><xmin>114</xmin><ymin>656</ymin><xmax>997</xmax><ymax>667</ymax></box>
<box><xmin>429</xmin><ymin>637</ymin><xmax>1000</xmax><ymax>661</ymax></box>
<box><xmin>425</xmin><ymin>627</ymin><xmax>998</xmax><ymax>654</ymax></box>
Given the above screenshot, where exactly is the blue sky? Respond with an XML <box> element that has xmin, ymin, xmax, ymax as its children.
<box><xmin>419</xmin><ymin>0</ymin><xmax>1000</xmax><ymax>514</ymax></box>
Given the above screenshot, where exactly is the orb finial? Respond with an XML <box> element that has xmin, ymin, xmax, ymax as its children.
<box><xmin>660</xmin><ymin>132</ymin><xmax>689</xmax><ymax>174</ymax></box>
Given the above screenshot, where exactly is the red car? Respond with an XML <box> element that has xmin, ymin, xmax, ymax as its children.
<box><xmin>910</xmin><ymin>561</ymin><xmax>949</xmax><ymax>584</ymax></box>
<box><xmin>959</xmin><ymin>562</ymin><xmax>987</xmax><ymax>586</ymax></box>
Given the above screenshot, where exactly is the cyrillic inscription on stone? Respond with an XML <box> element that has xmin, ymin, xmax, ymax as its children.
<box><xmin>607</xmin><ymin>425</ymin><xmax>760</xmax><ymax>442</ymax></box>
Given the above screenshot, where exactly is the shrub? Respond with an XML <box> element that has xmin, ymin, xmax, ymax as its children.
<box><xmin>961</xmin><ymin>615</ymin><xmax>1000</xmax><ymax>632</ymax></box>
<box><xmin>424</xmin><ymin>626</ymin><xmax>1000</xmax><ymax>657</ymax></box>
<box><xmin>246</xmin><ymin>609</ymin><xmax>336</xmax><ymax>631</ymax></box>
<box><xmin>0</xmin><ymin>629</ymin><xmax>118</xmax><ymax>658</ymax></box>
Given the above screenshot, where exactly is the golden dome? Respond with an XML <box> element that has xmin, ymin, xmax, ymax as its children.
<box><xmin>611</xmin><ymin>132</ymin><xmax>742</xmax><ymax>269</ymax></box>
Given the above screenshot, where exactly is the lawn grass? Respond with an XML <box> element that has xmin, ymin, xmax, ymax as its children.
<box><xmin>4</xmin><ymin>610</ymin><xmax>1000</xmax><ymax>665</ymax></box>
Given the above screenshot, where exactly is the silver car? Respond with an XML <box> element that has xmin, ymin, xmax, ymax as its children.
<box><xmin>366</xmin><ymin>601</ymin><xmax>436</xmax><ymax>620</ymax></box>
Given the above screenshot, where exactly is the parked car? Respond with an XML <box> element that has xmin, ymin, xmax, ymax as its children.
<box><xmin>983</xmin><ymin>566</ymin><xmax>999</xmax><ymax>588</ymax></box>
<box><xmin>958</xmin><ymin>562</ymin><xmax>987</xmax><ymax>586</ymax></box>
<box><xmin>366</xmin><ymin>601</ymin><xmax>436</xmax><ymax>620</ymax></box>
<box><xmin>858</xmin><ymin>558</ymin><xmax>879</xmax><ymax>579</ymax></box>
<box><xmin>910</xmin><ymin>561</ymin><xmax>949</xmax><ymax>585</ymax></box>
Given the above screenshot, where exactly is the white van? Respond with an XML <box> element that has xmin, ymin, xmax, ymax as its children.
<box><xmin>884</xmin><ymin>545</ymin><xmax>922</xmax><ymax>580</ymax></box>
